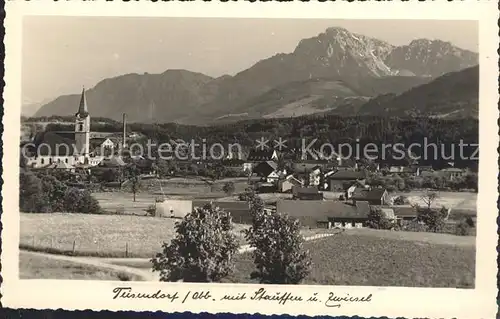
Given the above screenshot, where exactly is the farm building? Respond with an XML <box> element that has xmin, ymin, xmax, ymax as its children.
<box><xmin>327</xmin><ymin>170</ymin><xmax>366</xmax><ymax>191</ymax></box>
<box><xmin>247</xmin><ymin>149</ymin><xmax>278</xmax><ymax>162</ymax></box>
<box><xmin>253</xmin><ymin>161</ymin><xmax>278</xmax><ymax>178</ymax></box>
<box><xmin>292</xmin><ymin>186</ymin><xmax>323</xmax><ymax>200</ymax></box>
<box><xmin>192</xmin><ymin>200</ymin><xmax>251</xmax><ymax>224</ymax></box>
<box><xmin>279</xmin><ymin>175</ymin><xmax>303</xmax><ymax>193</ymax></box>
<box><xmin>276</xmin><ymin>200</ymin><xmax>371</xmax><ymax>228</ymax></box>
<box><xmin>350</xmin><ymin>187</ymin><xmax>389</xmax><ymax>206</ymax></box>
<box><xmin>156</xmin><ymin>200</ymin><xmax>193</xmax><ymax>218</ymax></box>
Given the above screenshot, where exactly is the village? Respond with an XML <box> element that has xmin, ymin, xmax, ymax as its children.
<box><xmin>19</xmin><ymin>89</ymin><xmax>477</xmax><ymax>233</ymax></box>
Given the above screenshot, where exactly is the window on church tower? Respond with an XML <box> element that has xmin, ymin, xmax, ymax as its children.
<box><xmin>78</xmin><ymin>123</ymin><xmax>83</xmax><ymax>131</ymax></box>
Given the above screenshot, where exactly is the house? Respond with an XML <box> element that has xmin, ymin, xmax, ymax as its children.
<box><xmin>345</xmin><ymin>181</ymin><xmax>369</xmax><ymax>199</ymax></box>
<box><xmin>266</xmin><ymin>171</ymin><xmax>280</xmax><ymax>184</ymax></box>
<box><xmin>308</xmin><ymin>165</ymin><xmax>322</xmax><ymax>187</ymax></box>
<box><xmin>252</xmin><ymin>161</ymin><xmax>278</xmax><ymax>178</ymax></box>
<box><xmin>439</xmin><ymin>168</ymin><xmax>467</xmax><ymax>181</ymax></box>
<box><xmin>156</xmin><ymin>200</ymin><xmax>193</xmax><ymax>218</ymax></box>
<box><xmin>389</xmin><ymin>166</ymin><xmax>420</xmax><ymax>176</ymax></box>
<box><xmin>192</xmin><ymin>200</ymin><xmax>251</xmax><ymax>224</ymax></box>
<box><xmin>99</xmin><ymin>156</ymin><xmax>127</xmax><ymax>168</ymax></box>
<box><xmin>256</xmin><ymin>182</ymin><xmax>278</xmax><ymax>194</ymax></box>
<box><xmin>279</xmin><ymin>175</ymin><xmax>303</xmax><ymax>193</ymax></box>
<box><xmin>292</xmin><ymin>161</ymin><xmax>330</xmax><ymax>173</ymax></box>
<box><xmin>327</xmin><ymin>170</ymin><xmax>366</xmax><ymax>191</ymax></box>
<box><xmin>292</xmin><ymin>186</ymin><xmax>323</xmax><ymax>200</ymax></box>
<box><xmin>276</xmin><ymin>200</ymin><xmax>371</xmax><ymax>228</ymax></box>
<box><xmin>391</xmin><ymin>205</ymin><xmax>418</xmax><ymax>221</ymax></box>
<box><xmin>351</xmin><ymin>187</ymin><xmax>389</xmax><ymax>206</ymax></box>
<box><xmin>247</xmin><ymin>149</ymin><xmax>278</xmax><ymax>162</ymax></box>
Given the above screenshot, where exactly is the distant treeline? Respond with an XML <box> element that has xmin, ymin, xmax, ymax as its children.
<box><xmin>37</xmin><ymin>114</ymin><xmax>478</xmax><ymax>169</ymax></box>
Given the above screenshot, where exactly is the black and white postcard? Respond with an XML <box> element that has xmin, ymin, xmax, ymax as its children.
<box><xmin>2</xmin><ymin>1</ymin><xmax>498</xmax><ymax>318</ymax></box>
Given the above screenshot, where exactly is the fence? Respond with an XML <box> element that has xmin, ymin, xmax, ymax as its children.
<box><xmin>20</xmin><ymin>235</ymin><xmax>159</xmax><ymax>258</ymax></box>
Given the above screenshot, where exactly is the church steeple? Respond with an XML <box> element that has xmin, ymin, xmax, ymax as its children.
<box><xmin>76</xmin><ymin>87</ymin><xmax>89</xmax><ymax>117</ymax></box>
<box><xmin>75</xmin><ymin>86</ymin><xmax>90</xmax><ymax>157</ymax></box>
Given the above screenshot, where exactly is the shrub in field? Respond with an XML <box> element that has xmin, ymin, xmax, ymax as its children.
<box><xmin>367</xmin><ymin>207</ymin><xmax>394</xmax><ymax>230</ymax></box>
<box><xmin>455</xmin><ymin>219</ymin><xmax>472</xmax><ymax>236</ymax></box>
<box><xmin>146</xmin><ymin>204</ymin><xmax>157</xmax><ymax>216</ymax></box>
<box><xmin>63</xmin><ymin>188</ymin><xmax>101</xmax><ymax>214</ymax></box>
<box><xmin>393</xmin><ymin>195</ymin><xmax>409</xmax><ymax>205</ymax></box>
<box><xmin>223</xmin><ymin>181</ymin><xmax>236</xmax><ymax>196</ymax></box>
<box><xmin>401</xmin><ymin>220</ymin><xmax>428</xmax><ymax>232</ymax></box>
<box><xmin>416</xmin><ymin>207</ymin><xmax>446</xmax><ymax>233</ymax></box>
<box><xmin>238</xmin><ymin>187</ymin><xmax>256</xmax><ymax>202</ymax></box>
<box><xmin>244</xmin><ymin>193</ymin><xmax>311</xmax><ymax>284</ymax></box>
<box><xmin>151</xmin><ymin>204</ymin><xmax>239</xmax><ymax>282</ymax></box>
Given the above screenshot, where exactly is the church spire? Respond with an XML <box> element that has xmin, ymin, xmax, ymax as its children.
<box><xmin>76</xmin><ymin>87</ymin><xmax>89</xmax><ymax>117</ymax></box>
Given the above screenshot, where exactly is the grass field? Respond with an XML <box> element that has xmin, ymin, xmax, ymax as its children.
<box><xmin>222</xmin><ymin>231</ymin><xmax>476</xmax><ymax>288</ymax></box>
<box><xmin>395</xmin><ymin>191</ymin><xmax>477</xmax><ymax>211</ymax></box>
<box><xmin>19</xmin><ymin>213</ymin><xmax>337</xmax><ymax>259</ymax></box>
<box><xmin>19</xmin><ymin>252</ymin><xmax>139</xmax><ymax>280</ymax></box>
<box><xmin>20</xmin><ymin>213</ymin><xmax>249</xmax><ymax>258</ymax></box>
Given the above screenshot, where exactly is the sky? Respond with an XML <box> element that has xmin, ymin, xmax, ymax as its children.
<box><xmin>22</xmin><ymin>17</ymin><xmax>478</xmax><ymax>105</ymax></box>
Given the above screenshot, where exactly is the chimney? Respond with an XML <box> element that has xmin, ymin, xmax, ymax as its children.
<box><xmin>122</xmin><ymin>113</ymin><xmax>127</xmax><ymax>148</ymax></box>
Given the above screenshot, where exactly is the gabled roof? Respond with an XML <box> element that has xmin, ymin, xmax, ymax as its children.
<box><xmin>247</xmin><ymin>149</ymin><xmax>277</xmax><ymax>161</ymax></box>
<box><xmin>329</xmin><ymin>170</ymin><xmax>366</xmax><ymax>180</ymax></box>
<box><xmin>351</xmin><ymin>187</ymin><xmax>387</xmax><ymax>201</ymax></box>
<box><xmin>292</xmin><ymin>186</ymin><xmax>320</xmax><ymax>195</ymax></box>
<box><xmin>276</xmin><ymin>200</ymin><xmax>369</xmax><ymax>219</ymax></box>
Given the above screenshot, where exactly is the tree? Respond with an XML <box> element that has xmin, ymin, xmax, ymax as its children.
<box><xmin>393</xmin><ymin>195</ymin><xmax>409</xmax><ymax>205</ymax></box>
<box><xmin>63</xmin><ymin>188</ymin><xmax>101</xmax><ymax>214</ymax></box>
<box><xmin>416</xmin><ymin>206</ymin><xmax>446</xmax><ymax>232</ymax></box>
<box><xmin>151</xmin><ymin>204</ymin><xmax>239</xmax><ymax>282</ymax></box>
<box><xmin>244</xmin><ymin>193</ymin><xmax>311</xmax><ymax>284</ymax></box>
<box><xmin>19</xmin><ymin>171</ymin><xmax>50</xmax><ymax>213</ymax></box>
<box><xmin>367</xmin><ymin>207</ymin><xmax>394</xmax><ymax>230</ymax></box>
<box><xmin>222</xmin><ymin>181</ymin><xmax>235</xmax><ymax>196</ymax></box>
<box><xmin>421</xmin><ymin>191</ymin><xmax>439</xmax><ymax>209</ymax></box>
<box><xmin>125</xmin><ymin>165</ymin><xmax>142</xmax><ymax>202</ymax></box>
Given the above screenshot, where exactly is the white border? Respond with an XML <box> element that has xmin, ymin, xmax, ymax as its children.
<box><xmin>2</xmin><ymin>1</ymin><xmax>499</xmax><ymax>318</ymax></box>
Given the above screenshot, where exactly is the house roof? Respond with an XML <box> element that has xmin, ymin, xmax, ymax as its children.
<box><xmin>351</xmin><ymin>187</ymin><xmax>387</xmax><ymax>201</ymax></box>
<box><xmin>277</xmin><ymin>200</ymin><xmax>370</xmax><ymax>219</ymax></box>
<box><xmin>329</xmin><ymin>170</ymin><xmax>366</xmax><ymax>180</ymax></box>
<box><xmin>192</xmin><ymin>200</ymin><xmax>250</xmax><ymax>215</ymax></box>
<box><xmin>440</xmin><ymin>168</ymin><xmax>464</xmax><ymax>173</ymax></box>
<box><xmin>292</xmin><ymin>186</ymin><xmax>320</xmax><ymax>195</ymax></box>
<box><xmin>391</xmin><ymin>205</ymin><xmax>418</xmax><ymax>217</ymax></box>
<box><xmin>355</xmin><ymin>201</ymin><xmax>371</xmax><ymax>216</ymax></box>
<box><xmin>54</xmin><ymin>161</ymin><xmax>74</xmax><ymax>169</ymax></box>
<box><xmin>247</xmin><ymin>149</ymin><xmax>276</xmax><ymax>161</ymax></box>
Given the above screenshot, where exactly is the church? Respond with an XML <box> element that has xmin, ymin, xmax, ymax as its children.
<box><xmin>24</xmin><ymin>88</ymin><xmax>123</xmax><ymax>169</ymax></box>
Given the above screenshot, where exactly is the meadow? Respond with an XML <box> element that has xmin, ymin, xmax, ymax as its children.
<box><xmin>20</xmin><ymin>213</ymin><xmax>249</xmax><ymax>258</ymax></box>
<box><xmin>19</xmin><ymin>252</ymin><xmax>140</xmax><ymax>281</ymax></box>
<box><xmin>222</xmin><ymin>231</ymin><xmax>476</xmax><ymax>288</ymax></box>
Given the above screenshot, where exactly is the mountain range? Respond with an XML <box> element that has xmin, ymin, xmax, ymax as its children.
<box><xmin>33</xmin><ymin>27</ymin><xmax>479</xmax><ymax>124</ymax></box>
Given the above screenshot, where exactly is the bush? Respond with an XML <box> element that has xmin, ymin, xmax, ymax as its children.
<box><xmin>244</xmin><ymin>194</ymin><xmax>311</xmax><ymax>284</ymax></box>
<box><xmin>367</xmin><ymin>207</ymin><xmax>394</xmax><ymax>230</ymax></box>
<box><xmin>393</xmin><ymin>195</ymin><xmax>409</xmax><ymax>205</ymax></box>
<box><xmin>63</xmin><ymin>188</ymin><xmax>101</xmax><ymax>214</ymax></box>
<box><xmin>416</xmin><ymin>207</ymin><xmax>446</xmax><ymax>233</ymax></box>
<box><xmin>151</xmin><ymin>204</ymin><xmax>239</xmax><ymax>282</ymax></box>
<box><xmin>238</xmin><ymin>187</ymin><xmax>256</xmax><ymax>201</ymax></box>
<box><xmin>222</xmin><ymin>181</ymin><xmax>235</xmax><ymax>196</ymax></box>
<box><xmin>455</xmin><ymin>219</ymin><xmax>471</xmax><ymax>236</ymax></box>
<box><xmin>146</xmin><ymin>204</ymin><xmax>157</xmax><ymax>216</ymax></box>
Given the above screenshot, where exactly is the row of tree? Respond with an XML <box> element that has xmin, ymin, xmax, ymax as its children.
<box><xmin>41</xmin><ymin>115</ymin><xmax>479</xmax><ymax>169</ymax></box>
<box><xmin>151</xmin><ymin>189</ymin><xmax>311</xmax><ymax>284</ymax></box>
<box><xmin>20</xmin><ymin>170</ymin><xmax>101</xmax><ymax>214</ymax></box>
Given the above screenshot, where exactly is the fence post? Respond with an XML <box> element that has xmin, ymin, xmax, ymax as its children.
<box><xmin>125</xmin><ymin>242</ymin><xmax>128</xmax><ymax>258</ymax></box>
<box><xmin>32</xmin><ymin>236</ymin><xmax>35</xmax><ymax>247</ymax></box>
<box><xmin>72</xmin><ymin>239</ymin><xmax>76</xmax><ymax>254</ymax></box>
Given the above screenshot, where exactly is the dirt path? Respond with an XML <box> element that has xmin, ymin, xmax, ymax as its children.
<box><xmin>21</xmin><ymin>231</ymin><xmax>342</xmax><ymax>282</ymax></box>
<box><xmin>21</xmin><ymin>251</ymin><xmax>158</xmax><ymax>281</ymax></box>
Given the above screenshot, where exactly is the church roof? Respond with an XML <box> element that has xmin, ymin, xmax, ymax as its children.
<box><xmin>32</xmin><ymin>131</ymin><xmax>77</xmax><ymax>156</ymax></box>
<box><xmin>76</xmin><ymin>88</ymin><xmax>89</xmax><ymax>117</ymax></box>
